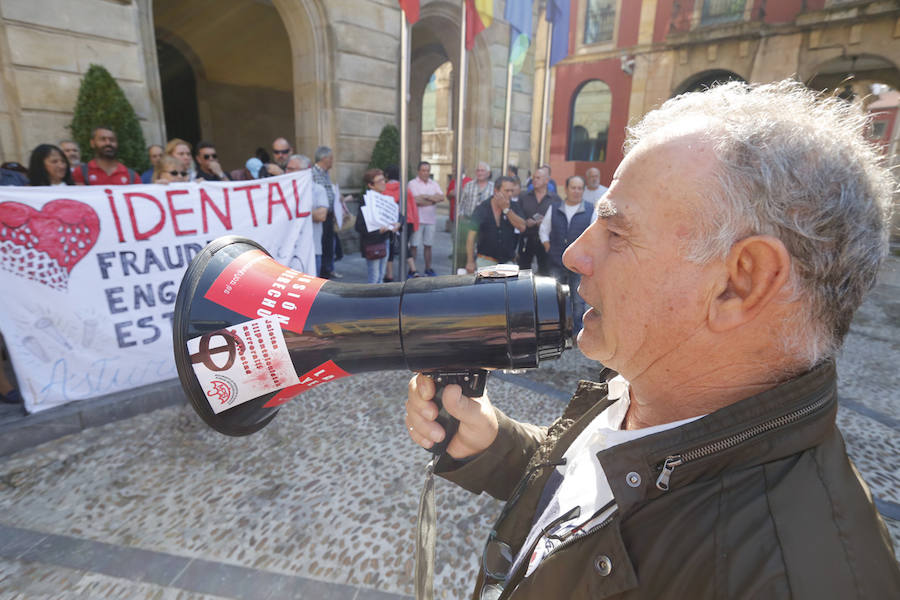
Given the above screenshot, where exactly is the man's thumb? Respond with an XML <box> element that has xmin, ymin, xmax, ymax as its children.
<box><xmin>441</xmin><ymin>384</ymin><xmax>475</xmax><ymax>422</ymax></box>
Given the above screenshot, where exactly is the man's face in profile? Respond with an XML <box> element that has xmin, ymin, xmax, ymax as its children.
<box><xmin>564</xmin><ymin>134</ymin><xmax>718</xmax><ymax>378</ymax></box>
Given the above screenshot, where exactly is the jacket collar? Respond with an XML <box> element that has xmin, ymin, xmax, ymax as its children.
<box><xmin>494</xmin><ymin>362</ymin><xmax>837</xmax><ymax>598</ymax></box>
<box><xmin>597</xmin><ymin>360</ymin><xmax>838</xmax><ymax>515</ymax></box>
<box><xmin>552</xmin><ymin>199</ymin><xmax>589</xmax><ymax>215</ymax></box>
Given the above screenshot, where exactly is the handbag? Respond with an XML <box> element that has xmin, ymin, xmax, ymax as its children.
<box><xmin>363</xmin><ymin>240</ymin><xmax>387</xmax><ymax>260</ymax></box>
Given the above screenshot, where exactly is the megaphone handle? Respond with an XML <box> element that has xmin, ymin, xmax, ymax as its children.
<box><xmin>424</xmin><ymin>369</ymin><xmax>489</xmax><ymax>456</ymax></box>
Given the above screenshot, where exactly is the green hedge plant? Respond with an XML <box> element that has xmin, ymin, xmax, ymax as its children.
<box><xmin>69</xmin><ymin>64</ymin><xmax>149</xmax><ymax>172</ymax></box>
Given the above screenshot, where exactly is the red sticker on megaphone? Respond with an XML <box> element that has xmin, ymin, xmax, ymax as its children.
<box><xmin>204</xmin><ymin>249</ymin><xmax>325</xmax><ymax>334</ymax></box>
<box><xmin>262</xmin><ymin>359</ymin><xmax>350</xmax><ymax>408</ymax></box>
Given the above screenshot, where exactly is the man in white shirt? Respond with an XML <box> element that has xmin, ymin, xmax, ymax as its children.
<box><xmin>285</xmin><ymin>154</ymin><xmax>328</xmax><ymax>276</ymax></box>
<box><xmin>581</xmin><ymin>167</ymin><xmax>608</xmax><ymax>203</ymax></box>
<box><xmin>407</xmin><ymin>161</ymin><xmax>445</xmax><ymax>276</ymax></box>
<box><xmin>539</xmin><ymin>175</ymin><xmax>594</xmax><ymax>332</ymax></box>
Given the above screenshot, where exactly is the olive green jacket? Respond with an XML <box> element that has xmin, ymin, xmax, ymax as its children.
<box><xmin>438</xmin><ymin>361</ymin><xmax>900</xmax><ymax>599</ymax></box>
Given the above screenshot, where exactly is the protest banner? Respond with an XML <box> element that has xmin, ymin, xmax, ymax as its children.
<box><xmin>361</xmin><ymin>190</ymin><xmax>400</xmax><ymax>232</ymax></box>
<box><xmin>0</xmin><ymin>171</ymin><xmax>313</xmax><ymax>413</ymax></box>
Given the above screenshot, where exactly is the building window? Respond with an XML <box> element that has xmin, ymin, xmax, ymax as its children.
<box><xmin>584</xmin><ymin>0</ymin><xmax>616</xmax><ymax>45</ymax></box>
<box><xmin>568</xmin><ymin>80</ymin><xmax>611</xmax><ymax>162</ymax></box>
<box><xmin>869</xmin><ymin>120</ymin><xmax>888</xmax><ymax>141</ymax></box>
<box><xmin>700</xmin><ymin>0</ymin><xmax>745</xmax><ymax>26</ymax></box>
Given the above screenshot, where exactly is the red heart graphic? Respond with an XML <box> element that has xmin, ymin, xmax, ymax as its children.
<box><xmin>0</xmin><ymin>199</ymin><xmax>101</xmax><ymax>291</ymax></box>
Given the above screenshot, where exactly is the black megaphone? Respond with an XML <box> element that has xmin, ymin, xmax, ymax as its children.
<box><xmin>173</xmin><ymin>236</ymin><xmax>573</xmax><ymax>453</ymax></box>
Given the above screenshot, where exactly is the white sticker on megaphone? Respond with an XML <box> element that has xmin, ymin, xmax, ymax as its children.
<box><xmin>186</xmin><ymin>316</ymin><xmax>300</xmax><ymax>414</ymax></box>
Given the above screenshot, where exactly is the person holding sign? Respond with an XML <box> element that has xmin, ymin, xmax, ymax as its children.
<box><xmin>356</xmin><ymin>168</ymin><xmax>400</xmax><ymax>284</ymax></box>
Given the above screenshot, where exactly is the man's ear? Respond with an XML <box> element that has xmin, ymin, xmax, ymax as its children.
<box><xmin>708</xmin><ymin>235</ymin><xmax>792</xmax><ymax>332</ymax></box>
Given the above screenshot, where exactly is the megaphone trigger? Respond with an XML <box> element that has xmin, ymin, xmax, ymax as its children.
<box><xmin>424</xmin><ymin>369</ymin><xmax>488</xmax><ymax>456</ymax></box>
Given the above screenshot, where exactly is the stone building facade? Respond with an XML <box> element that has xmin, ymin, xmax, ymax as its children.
<box><xmin>0</xmin><ymin>0</ymin><xmax>538</xmax><ymax>190</ymax></box>
<box><xmin>544</xmin><ymin>0</ymin><xmax>900</xmax><ymax>236</ymax></box>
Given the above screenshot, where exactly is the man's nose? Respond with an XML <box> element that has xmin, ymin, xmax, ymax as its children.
<box><xmin>562</xmin><ymin>230</ymin><xmax>593</xmax><ymax>276</ymax></box>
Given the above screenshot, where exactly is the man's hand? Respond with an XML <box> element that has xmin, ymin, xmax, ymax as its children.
<box><xmin>266</xmin><ymin>163</ymin><xmax>284</xmax><ymax>176</ymax></box>
<box><xmin>466</xmin><ymin>259</ymin><xmax>476</xmax><ymax>274</ymax></box>
<box><xmin>405</xmin><ymin>374</ymin><xmax>498</xmax><ymax>460</ymax></box>
<box><xmin>209</xmin><ymin>160</ymin><xmax>226</xmax><ymax>178</ymax></box>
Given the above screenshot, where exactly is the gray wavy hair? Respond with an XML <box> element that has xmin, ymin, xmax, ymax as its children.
<box><xmin>314</xmin><ymin>146</ymin><xmax>332</xmax><ymax>163</ymax></box>
<box><xmin>289</xmin><ymin>154</ymin><xmax>311</xmax><ymax>169</ymax></box>
<box><xmin>626</xmin><ymin>79</ymin><xmax>894</xmax><ymax>367</ymax></box>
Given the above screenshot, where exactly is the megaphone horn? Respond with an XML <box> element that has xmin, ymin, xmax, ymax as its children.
<box><xmin>173</xmin><ymin>236</ymin><xmax>573</xmax><ymax>452</ymax></box>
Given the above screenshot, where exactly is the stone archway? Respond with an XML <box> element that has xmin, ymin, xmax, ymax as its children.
<box><xmin>805</xmin><ymin>53</ymin><xmax>900</xmax><ymax>242</ymax></box>
<box><xmin>271</xmin><ymin>0</ymin><xmax>335</xmax><ymax>157</ymax></box>
<box><xmin>409</xmin><ymin>1</ymin><xmax>494</xmax><ymax>180</ymax></box>
<box><xmin>805</xmin><ymin>54</ymin><xmax>900</xmax><ymax>97</ymax></box>
<box><xmin>152</xmin><ymin>0</ymin><xmax>333</xmax><ymax>170</ymax></box>
<box><xmin>672</xmin><ymin>69</ymin><xmax>746</xmax><ymax>96</ymax></box>
<box><xmin>154</xmin><ymin>35</ymin><xmax>202</xmax><ymax>147</ymax></box>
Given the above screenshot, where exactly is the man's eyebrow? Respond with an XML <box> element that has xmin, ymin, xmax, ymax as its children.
<box><xmin>595</xmin><ymin>197</ymin><xmax>632</xmax><ymax>229</ymax></box>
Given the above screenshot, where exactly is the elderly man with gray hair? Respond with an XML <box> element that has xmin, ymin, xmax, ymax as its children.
<box><xmin>404</xmin><ymin>80</ymin><xmax>900</xmax><ymax>598</ymax></box>
<box><xmin>312</xmin><ymin>145</ymin><xmax>351</xmax><ymax>279</ymax></box>
<box><xmin>281</xmin><ymin>153</ymin><xmax>328</xmax><ymax>276</ymax></box>
<box><xmin>454</xmin><ymin>161</ymin><xmax>494</xmax><ymax>270</ymax></box>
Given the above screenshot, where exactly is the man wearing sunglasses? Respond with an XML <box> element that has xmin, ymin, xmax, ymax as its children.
<box><xmin>405</xmin><ymin>80</ymin><xmax>900</xmax><ymax>598</ymax></box>
<box><xmin>272</xmin><ymin>137</ymin><xmax>293</xmax><ymax>168</ymax></box>
<box><xmin>194</xmin><ymin>141</ymin><xmax>229</xmax><ymax>181</ymax></box>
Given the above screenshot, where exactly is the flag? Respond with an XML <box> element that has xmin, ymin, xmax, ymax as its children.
<box><xmin>505</xmin><ymin>0</ymin><xmax>532</xmax><ymax>73</ymax></box>
<box><xmin>465</xmin><ymin>0</ymin><xmax>494</xmax><ymax>50</ymax></box>
<box><xmin>398</xmin><ymin>0</ymin><xmax>419</xmax><ymax>24</ymax></box>
<box><xmin>546</xmin><ymin>0</ymin><xmax>570</xmax><ymax>67</ymax></box>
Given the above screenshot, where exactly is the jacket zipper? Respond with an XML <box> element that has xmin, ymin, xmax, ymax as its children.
<box><xmin>655</xmin><ymin>393</ymin><xmax>831</xmax><ymax>491</ymax></box>
<box><xmin>545</xmin><ymin>512</ymin><xmax>615</xmax><ymax>557</ymax></box>
<box><xmin>498</xmin><ymin>514</ymin><xmax>617</xmax><ymax>600</ymax></box>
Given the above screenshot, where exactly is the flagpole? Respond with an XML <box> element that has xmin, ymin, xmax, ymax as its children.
<box><xmin>399</xmin><ymin>8</ymin><xmax>410</xmax><ymax>282</ymax></box>
<box><xmin>501</xmin><ymin>60</ymin><xmax>513</xmax><ymax>176</ymax></box>
<box><xmin>453</xmin><ymin>0</ymin><xmax>468</xmax><ymax>273</ymax></box>
<box><xmin>538</xmin><ymin>20</ymin><xmax>553</xmax><ymax>167</ymax></box>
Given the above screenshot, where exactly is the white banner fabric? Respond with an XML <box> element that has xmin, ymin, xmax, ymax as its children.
<box><xmin>0</xmin><ymin>171</ymin><xmax>314</xmax><ymax>413</ymax></box>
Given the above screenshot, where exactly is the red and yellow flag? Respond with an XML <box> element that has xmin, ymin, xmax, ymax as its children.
<box><xmin>465</xmin><ymin>0</ymin><xmax>493</xmax><ymax>50</ymax></box>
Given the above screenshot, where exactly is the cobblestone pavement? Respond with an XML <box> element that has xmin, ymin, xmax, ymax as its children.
<box><xmin>1</xmin><ymin>213</ymin><xmax>898</xmax><ymax>598</ymax></box>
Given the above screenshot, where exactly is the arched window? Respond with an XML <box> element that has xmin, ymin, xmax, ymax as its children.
<box><xmin>568</xmin><ymin>80</ymin><xmax>611</xmax><ymax>162</ymax></box>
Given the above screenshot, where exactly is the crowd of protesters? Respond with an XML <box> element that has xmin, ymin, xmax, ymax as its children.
<box><xmin>0</xmin><ymin>124</ymin><xmax>613</xmax><ymax>410</ymax></box>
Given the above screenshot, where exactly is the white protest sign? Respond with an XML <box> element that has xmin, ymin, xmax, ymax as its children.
<box><xmin>361</xmin><ymin>190</ymin><xmax>400</xmax><ymax>232</ymax></box>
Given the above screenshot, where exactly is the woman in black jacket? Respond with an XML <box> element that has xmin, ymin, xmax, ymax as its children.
<box><xmin>356</xmin><ymin>168</ymin><xmax>400</xmax><ymax>283</ymax></box>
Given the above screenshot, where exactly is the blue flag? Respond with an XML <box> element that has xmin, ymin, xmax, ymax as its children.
<box><xmin>545</xmin><ymin>0</ymin><xmax>570</xmax><ymax>67</ymax></box>
<box><xmin>505</xmin><ymin>0</ymin><xmax>533</xmax><ymax>73</ymax></box>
